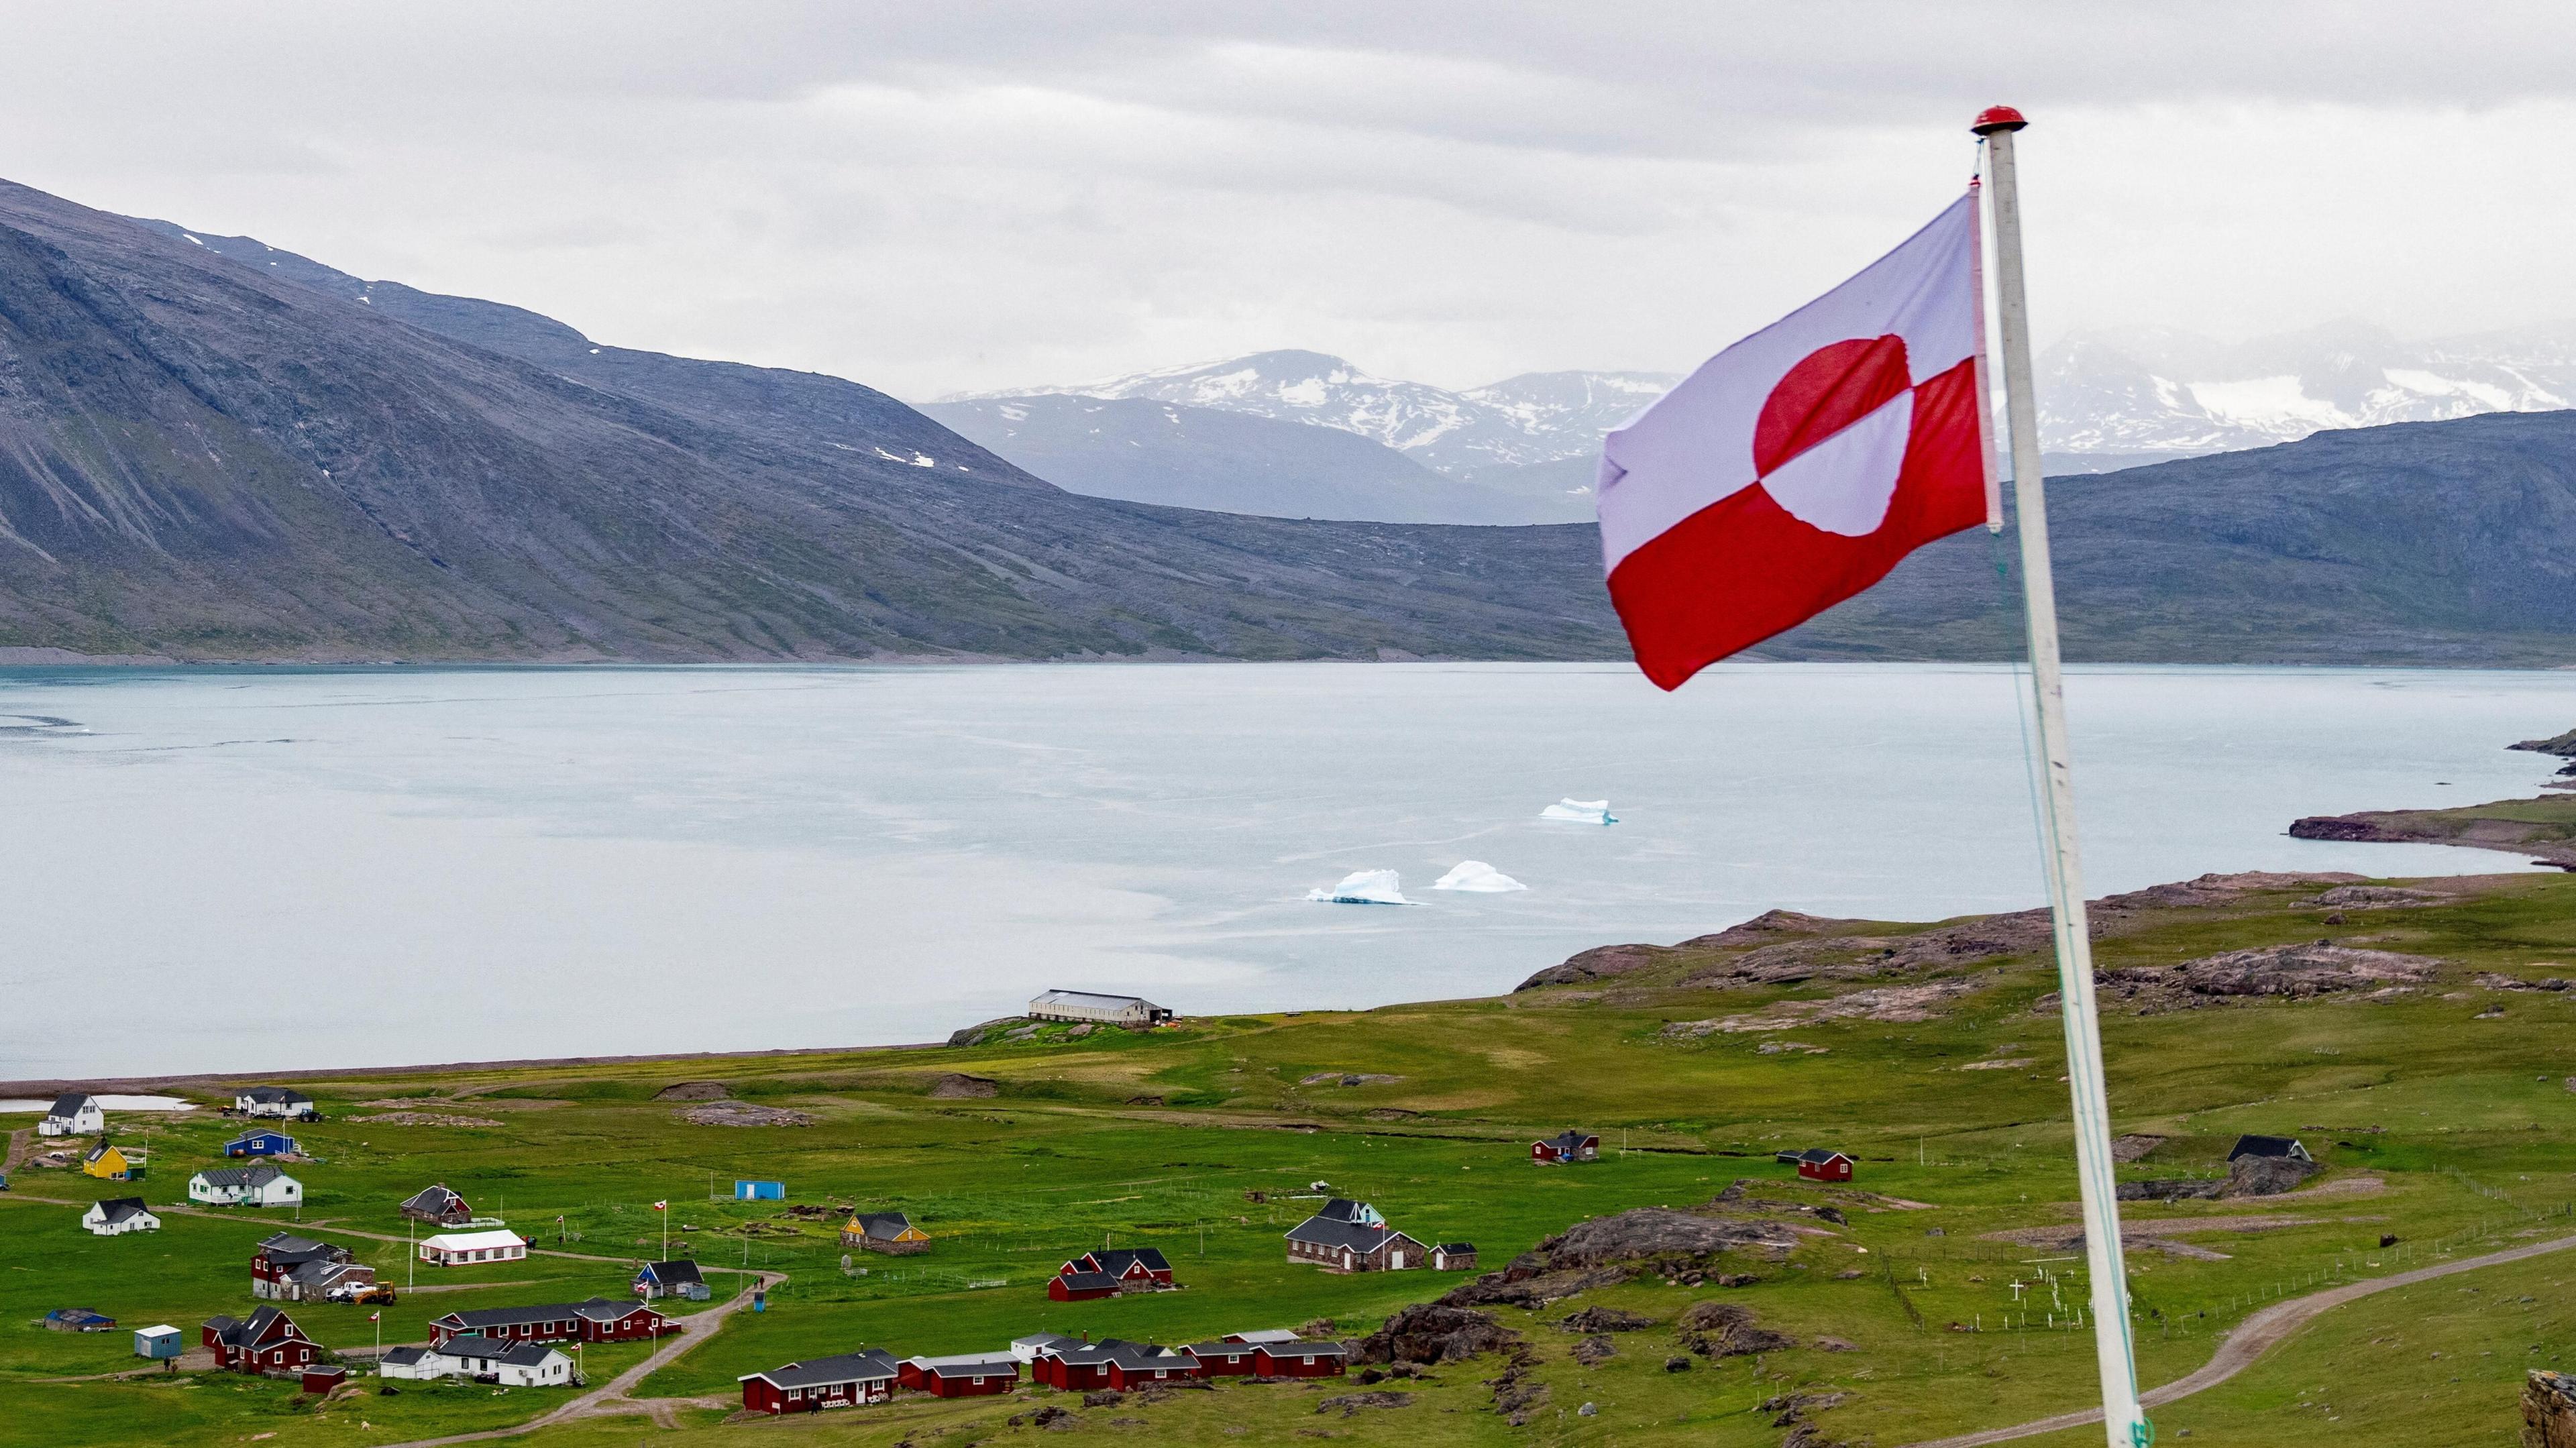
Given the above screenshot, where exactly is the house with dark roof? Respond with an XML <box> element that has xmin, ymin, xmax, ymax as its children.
<box><xmin>1052</xmin><ymin>1246</ymin><xmax>1176</xmax><ymax>1296</ymax></box>
<box><xmin>739</xmin><ymin>1348</ymin><xmax>903</xmax><ymax>1413</ymax></box>
<box><xmin>633</xmin><ymin>1260</ymin><xmax>709</xmax><ymax>1301</ymax></box>
<box><xmin>1187</xmin><ymin>1339</ymin><xmax>1260</xmax><ymax>1376</ymax></box>
<box><xmin>1010</xmin><ymin>1332</ymin><xmax>1081</xmax><ymax>1363</ymax></box>
<box><xmin>38</xmin><ymin>1093</ymin><xmax>103</xmax><ymax>1137</ymax></box>
<box><xmin>225</xmin><ymin>1129</ymin><xmax>300</xmax><ymax>1159</ymax></box>
<box><xmin>2227</xmin><ymin>1135</ymin><xmax>2312</xmax><ymax>1163</ymax></box>
<box><xmin>1532</xmin><ymin>1129</ymin><xmax>1600</xmax><ymax>1165</ymax></box>
<box><xmin>1777</xmin><ymin>1148</ymin><xmax>1855</xmax><ymax>1182</ymax></box>
<box><xmin>1028</xmin><ymin>1338</ymin><xmax>1195</xmax><ymax>1389</ymax></box>
<box><xmin>252</xmin><ymin>1232</ymin><xmax>376</xmax><ymax>1302</ymax></box>
<box><xmin>1254</xmin><ymin>1341</ymin><xmax>1348</xmax><ymax>1379</ymax></box>
<box><xmin>1432</xmin><ymin>1242</ymin><xmax>1479</xmax><ymax>1271</ymax></box>
<box><xmin>841</xmin><ymin>1210</ymin><xmax>930</xmax><ymax>1255</ymax></box>
<box><xmin>399</xmin><ymin>1183</ymin><xmax>474</xmax><ymax>1226</ymax></box>
<box><xmin>1048</xmin><ymin>1269</ymin><xmax>1121</xmax><ymax>1302</ymax></box>
<box><xmin>1284</xmin><ymin>1201</ymin><xmax>1428</xmax><ymax>1272</ymax></box>
<box><xmin>191</xmin><ymin>1163</ymin><xmax>303</xmax><ymax>1207</ymax></box>
<box><xmin>380</xmin><ymin>1337</ymin><xmax>574</xmax><ymax>1386</ymax></box>
<box><xmin>428</xmin><ymin>1296</ymin><xmax>673</xmax><ymax>1347</ymax></box>
<box><xmin>83</xmin><ymin>1141</ymin><xmax>139</xmax><ymax>1181</ymax></box>
<box><xmin>203</xmin><ymin>1306</ymin><xmax>319</xmax><ymax>1374</ymax></box>
<box><xmin>234</xmin><ymin>1087</ymin><xmax>317</xmax><ymax>1120</ymax></box>
<box><xmin>81</xmin><ymin>1197</ymin><xmax>161</xmax><ymax>1236</ymax></box>
<box><xmin>897</xmin><ymin>1352</ymin><xmax>1022</xmax><ymax>1397</ymax></box>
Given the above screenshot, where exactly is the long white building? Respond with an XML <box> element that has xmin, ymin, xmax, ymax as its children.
<box><xmin>1026</xmin><ymin>990</ymin><xmax>1173</xmax><ymax>1028</ymax></box>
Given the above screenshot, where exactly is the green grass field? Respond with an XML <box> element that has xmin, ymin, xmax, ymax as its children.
<box><xmin>7</xmin><ymin>869</ymin><xmax>2576</xmax><ymax>1445</ymax></box>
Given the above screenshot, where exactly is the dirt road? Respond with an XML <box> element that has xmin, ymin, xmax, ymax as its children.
<box><xmin>1900</xmin><ymin>1230</ymin><xmax>2576</xmax><ymax>1447</ymax></box>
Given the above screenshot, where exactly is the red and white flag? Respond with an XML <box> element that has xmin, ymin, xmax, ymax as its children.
<box><xmin>1597</xmin><ymin>192</ymin><xmax>1992</xmax><ymax>690</ymax></box>
<box><xmin>368</xmin><ymin>1311</ymin><xmax>381</xmax><ymax>1322</ymax></box>
<box><xmin>651</xmin><ymin>1201</ymin><xmax>667</xmax><ymax>1212</ymax></box>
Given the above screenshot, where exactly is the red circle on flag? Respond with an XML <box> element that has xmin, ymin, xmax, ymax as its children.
<box><xmin>1752</xmin><ymin>335</ymin><xmax>1911</xmax><ymax>478</ymax></box>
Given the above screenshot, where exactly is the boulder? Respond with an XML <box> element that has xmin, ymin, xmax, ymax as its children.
<box><xmin>1558</xmin><ymin>1306</ymin><xmax>1656</xmax><ymax>1333</ymax></box>
<box><xmin>926</xmin><ymin>1073</ymin><xmax>1000</xmax><ymax>1099</ymax></box>
<box><xmin>2526</xmin><ymin>1370</ymin><xmax>2576</xmax><ymax>1448</ymax></box>
<box><xmin>1678</xmin><ymin>1301</ymin><xmax>1794</xmax><ymax>1357</ymax></box>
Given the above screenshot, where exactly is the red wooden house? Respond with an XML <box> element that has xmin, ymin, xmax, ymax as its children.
<box><xmin>1047</xmin><ymin>1270</ymin><xmax>1120</xmax><ymax>1302</ymax></box>
<box><xmin>1779</xmin><ymin>1148</ymin><xmax>1854</xmax><ymax>1182</ymax></box>
<box><xmin>1186</xmin><ymin>1340</ymin><xmax>1259</xmax><ymax>1376</ymax></box>
<box><xmin>1532</xmin><ymin>1130</ymin><xmax>1601</xmax><ymax>1165</ymax></box>
<box><xmin>1058</xmin><ymin>1247</ymin><xmax>1176</xmax><ymax>1293</ymax></box>
<box><xmin>203</xmin><ymin>1306</ymin><xmax>320</xmax><ymax>1374</ymax></box>
<box><xmin>739</xmin><ymin>1349</ymin><xmax>901</xmax><ymax>1413</ymax></box>
<box><xmin>429</xmin><ymin>1296</ymin><xmax>672</xmax><ymax>1347</ymax></box>
<box><xmin>1105</xmin><ymin>1345</ymin><xmax>1199</xmax><ymax>1389</ymax></box>
<box><xmin>900</xmin><ymin>1353</ymin><xmax>1022</xmax><ymax>1397</ymax></box>
<box><xmin>1254</xmin><ymin>1341</ymin><xmax>1348</xmax><ymax>1379</ymax></box>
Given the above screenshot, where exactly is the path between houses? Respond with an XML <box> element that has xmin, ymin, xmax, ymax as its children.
<box><xmin>370</xmin><ymin>1270</ymin><xmax>784</xmax><ymax>1448</ymax></box>
<box><xmin>1898</xmin><ymin>1229</ymin><xmax>2576</xmax><ymax>1448</ymax></box>
<box><xmin>3</xmin><ymin>1127</ymin><xmax>32</xmax><ymax>1174</ymax></box>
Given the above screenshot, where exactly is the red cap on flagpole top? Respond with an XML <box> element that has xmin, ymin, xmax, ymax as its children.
<box><xmin>1970</xmin><ymin>105</ymin><xmax>2028</xmax><ymax>135</ymax></box>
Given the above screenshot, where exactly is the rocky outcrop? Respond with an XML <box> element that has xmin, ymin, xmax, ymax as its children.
<box><xmin>2307</xmin><ymin>885</ymin><xmax>2442</xmax><ymax>909</ymax></box>
<box><xmin>1559</xmin><ymin>1306</ymin><xmax>1656</xmax><ymax>1333</ymax></box>
<box><xmin>2223</xmin><ymin>1153</ymin><xmax>2324</xmax><ymax>1197</ymax></box>
<box><xmin>1679</xmin><ymin>1302</ymin><xmax>1794</xmax><ymax>1357</ymax></box>
<box><xmin>926</xmin><ymin>1072</ymin><xmax>1000</xmax><ymax>1099</ymax></box>
<box><xmin>945</xmin><ymin>1018</ymin><xmax>1024</xmax><ymax>1048</ymax></box>
<box><xmin>651</xmin><ymin>1080</ymin><xmax>733</xmax><ymax>1101</ymax></box>
<box><xmin>2292</xmin><ymin>800</ymin><xmax>2576</xmax><ymax>867</ymax></box>
<box><xmin>1353</xmin><ymin>1303</ymin><xmax>1521</xmax><ymax>1365</ymax></box>
<box><xmin>2528</xmin><ymin>1371</ymin><xmax>2576</xmax><ymax>1447</ymax></box>
<box><xmin>679</xmin><ymin>1102</ymin><xmax>814</xmax><ymax>1127</ymax></box>
<box><xmin>2513</xmin><ymin>728</ymin><xmax>2576</xmax><ymax>758</ymax></box>
<box><xmin>1523</xmin><ymin>1207</ymin><xmax>1806</xmax><ymax>1269</ymax></box>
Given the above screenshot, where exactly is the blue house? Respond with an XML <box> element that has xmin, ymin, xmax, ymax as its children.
<box><xmin>735</xmin><ymin>1180</ymin><xmax>786</xmax><ymax>1201</ymax></box>
<box><xmin>225</xmin><ymin>1129</ymin><xmax>300</xmax><ymax>1159</ymax></box>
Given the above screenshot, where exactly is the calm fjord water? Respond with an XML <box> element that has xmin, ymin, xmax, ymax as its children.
<box><xmin>3</xmin><ymin>662</ymin><xmax>2568</xmax><ymax>1078</ymax></box>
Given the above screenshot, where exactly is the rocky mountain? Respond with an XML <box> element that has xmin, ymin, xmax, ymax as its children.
<box><xmin>961</xmin><ymin>349</ymin><xmax>1678</xmax><ymax>477</ymax></box>
<box><xmin>0</xmin><ymin>180</ymin><xmax>1625</xmax><ymax>663</ymax></box>
<box><xmin>2036</xmin><ymin>320</ymin><xmax>2576</xmax><ymax>459</ymax></box>
<box><xmin>918</xmin><ymin>394</ymin><xmax>1580</xmax><ymax>524</ymax></box>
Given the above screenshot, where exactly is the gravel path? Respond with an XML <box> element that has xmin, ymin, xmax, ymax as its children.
<box><xmin>1900</xmin><ymin>1230</ymin><xmax>2576</xmax><ymax>1447</ymax></box>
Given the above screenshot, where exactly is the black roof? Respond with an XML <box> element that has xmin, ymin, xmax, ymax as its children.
<box><xmin>640</xmin><ymin>1260</ymin><xmax>704</xmax><ymax>1285</ymax></box>
<box><xmin>1187</xmin><ymin>1340</ymin><xmax>1255</xmax><ymax>1356</ymax></box>
<box><xmin>1436</xmin><ymin>1241</ymin><xmax>1477</xmax><ymax>1254</ymax></box>
<box><xmin>439</xmin><ymin>1335</ymin><xmax>566</xmax><ymax>1368</ymax></box>
<box><xmin>402</xmin><ymin>1184</ymin><xmax>466</xmax><ymax>1209</ymax></box>
<box><xmin>1057</xmin><ymin>1270</ymin><xmax>1120</xmax><ymax>1292</ymax></box>
<box><xmin>1088</xmin><ymin>1247</ymin><xmax>1171</xmax><ymax>1275</ymax></box>
<box><xmin>853</xmin><ymin>1211</ymin><xmax>915</xmax><ymax>1239</ymax></box>
<box><xmin>1778</xmin><ymin>1148</ymin><xmax>1849</xmax><ymax>1164</ymax></box>
<box><xmin>1286</xmin><ymin>1215</ymin><xmax>1424</xmax><ymax>1254</ymax></box>
<box><xmin>93</xmin><ymin>1196</ymin><xmax>152</xmax><ymax>1223</ymax></box>
<box><xmin>49</xmin><ymin>1093</ymin><xmax>92</xmax><ymax>1117</ymax></box>
<box><xmin>1540</xmin><ymin>1130</ymin><xmax>1597</xmax><ymax>1150</ymax></box>
<box><xmin>437</xmin><ymin>1296</ymin><xmax>639</xmax><ymax>1329</ymax></box>
<box><xmin>1260</xmin><ymin>1340</ymin><xmax>1348</xmax><ymax>1358</ymax></box>
<box><xmin>240</xmin><ymin>1086</ymin><xmax>313</xmax><ymax>1104</ymax></box>
<box><xmin>257</xmin><ymin>1232</ymin><xmax>339</xmax><ymax>1264</ymax></box>
<box><xmin>2229</xmin><ymin>1134</ymin><xmax>2306</xmax><ymax>1160</ymax></box>
<box><xmin>196</xmin><ymin>1164</ymin><xmax>289</xmax><ymax>1188</ymax></box>
<box><xmin>1313</xmin><ymin>1198</ymin><xmax>1374</xmax><ymax>1223</ymax></box>
<box><xmin>381</xmin><ymin>1346</ymin><xmax>431</xmax><ymax>1368</ymax></box>
<box><xmin>743</xmin><ymin>1348</ymin><xmax>902</xmax><ymax>1389</ymax></box>
<box><xmin>207</xmin><ymin>1305</ymin><xmax>298</xmax><ymax>1347</ymax></box>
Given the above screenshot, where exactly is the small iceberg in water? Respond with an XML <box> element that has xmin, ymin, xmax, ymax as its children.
<box><xmin>1433</xmin><ymin>860</ymin><xmax>1527</xmax><ymax>893</ymax></box>
<box><xmin>1539</xmin><ymin>797</ymin><xmax>1617</xmax><ymax>825</ymax></box>
<box><xmin>1307</xmin><ymin>869</ymin><xmax>1413</xmax><ymax>905</ymax></box>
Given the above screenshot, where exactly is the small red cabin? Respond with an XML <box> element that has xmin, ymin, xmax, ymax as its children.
<box><xmin>202</xmin><ymin>1307</ymin><xmax>319</xmax><ymax>1374</ymax></box>
<box><xmin>739</xmin><ymin>1349</ymin><xmax>900</xmax><ymax>1414</ymax></box>
<box><xmin>301</xmin><ymin>1366</ymin><xmax>347</xmax><ymax>1395</ymax></box>
<box><xmin>1187</xmin><ymin>1341</ymin><xmax>1259</xmax><ymax>1376</ymax></box>
<box><xmin>1781</xmin><ymin>1148</ymin><xmax>1854</xmax><ymax>1182</ymax></box>
<box><xmin>1255</xmin><ymin>1342</ymin><xmax>1348</xmax><ymax>1379</ymax></box>
<box><xmin>904</xmin><ymin>1354</ymin><xmax>1020</xmax><ymax>1397</ymax></box>
<box><xmin>1049</xmin><ymin>1270</ymin><xmax>1120</xmax><ymax>1302</ymax></box>
<box><xmin>1532</xmin><ymin>1130</ymin><xmax>1600</xmax><ymax>1165</ymax></box>
<box><xmin>1106</xmin><ymin>1349</ymin><xmax>1199</xmax><ymax>1389</ymax></box>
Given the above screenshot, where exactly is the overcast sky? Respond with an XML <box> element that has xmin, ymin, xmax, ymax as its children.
<box><xmin>5</xmin><ymin>3</ymin><xmax>2573</xmax><ymax>397</ymax></box>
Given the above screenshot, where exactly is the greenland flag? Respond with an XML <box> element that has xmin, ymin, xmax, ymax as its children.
<box><xmin>1597</xmin><ymin>192</ymin><xmax>1992</xmax><ymax>690</ymax></box>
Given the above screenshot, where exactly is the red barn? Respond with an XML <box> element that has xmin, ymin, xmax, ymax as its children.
<box><xmin>1256</xmin><ymin>1341</ymin><xmax>1348</xmax><ymax>1379</ymax></box>
<box><xmin>739</xmin><ymin>1349</ymin><xmax>901</xmax><ymax>1413</ymax></box>
<box><xmin>902</xmin><ymin>1353</ymin><xmax>1021</xmax><ymax>1397</ymax></box>
<box><xmin>1048</xmin><ymin>1269</ymin><xmax>1121</xmax><ymax>1302</ymax></box>
<box><xmin>202</xmin><ymin>1307</ymin><xmax>319</xmax><ymax>1374</ymax></box>
<box><xmin>1532</xmin><ymin>1129</ymin><xmax>1601</xmax><ymax>1165</ymax></box>
<box><xmin>1780</xmin><ymin>1148</ymin><xmax>1854</xmax><ymax>1182</ymax></box>
<box><xmin>300</xmin><ymin>1366</ymin><xmax>347</xmax><ymax>1395</ymax></box>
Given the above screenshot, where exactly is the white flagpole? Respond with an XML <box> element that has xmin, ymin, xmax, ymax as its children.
<box><xmin>1974</xmin><ymin>104</ymin><xmax>2147</xmax><ymax>1448</ymax></box>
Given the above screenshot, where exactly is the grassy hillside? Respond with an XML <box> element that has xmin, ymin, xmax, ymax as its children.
<box><xmin>7</xmin><ymin>870</ymin><xmax>2576</xmax><ymax>1445</ymax></box>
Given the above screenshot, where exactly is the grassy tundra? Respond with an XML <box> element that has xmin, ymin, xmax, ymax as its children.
<box><xmin>6</xmin><ymin>869</ymin><xmax>2575</xmax><ymax>1445</ymax></box>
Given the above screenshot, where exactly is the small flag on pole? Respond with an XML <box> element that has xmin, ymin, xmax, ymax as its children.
<box><xmin>651</xmin><ymin>1201</ymin><xmax>667</xmax><ymax>1212</ymax></box>
<box><xmin>368</xmin><ymin>1311</ymin><xmax>380</xmax><ymax>1322</ymax></box>
<box><xmin>1595</xmin><ymin>193</ymin><xmax>1992</xmax><ymax>689</ymax></box>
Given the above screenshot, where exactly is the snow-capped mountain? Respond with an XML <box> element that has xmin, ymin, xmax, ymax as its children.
<box><xmin>957</xmin><ymin>350</ymin><xmax>1679</xmax><ymax>476</ymax></box>
<box><xmin>2037</xmin><ymin>320</ymin><xmax>2576</xmax><ymax>459</ymax></box>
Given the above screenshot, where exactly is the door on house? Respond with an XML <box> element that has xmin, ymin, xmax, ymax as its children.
<box><xmin>1389</xmin><ymin>1251</ymin><xmax>1406</xmax><ymax>1269</ymax></box>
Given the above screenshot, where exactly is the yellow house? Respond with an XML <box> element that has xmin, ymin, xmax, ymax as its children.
<box><xmin>841</xmin><ymin>1211</ymin><xmax>930</xmax><ymax>1255</ymax></box>
<box><xmin>82</xmin><ymin>1142</ymin><xmax>140</xmax><ymax>1181</ymax></box>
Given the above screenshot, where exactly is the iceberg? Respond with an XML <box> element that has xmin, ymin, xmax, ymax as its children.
<box><xmin>1539</xmin><ymin>797</ymin><xmax>1617</xmax><ymax>825</ymax></box>
<box><xmin>1307</xmin><ymin>869</ymin><xmax>1413</xmax><ymax>905</ymax></box>
<box><xmin>1432</xmin><ymin>860</ymin><xmax>1527</xmax><ymax>893</ymax></box>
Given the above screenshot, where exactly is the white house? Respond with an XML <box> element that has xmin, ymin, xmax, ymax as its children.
<box><xmin>379</xmin><ymin>1336</ymin><xmax>573</xmax><ymax>1386</ymax></box>
<box><xmin>82</xmin><ymin>1197</ymin><xmax>162</xmax><ymax>1235</ymax></box>
<box><xmin>233</xmin><ymin>1087</ymin><xmax>317</xmax><ymax>1119</ymax></box>
<box><xmin>417</xmin><ymin>1229</ymin><xmax>527</xmax><ymax>1266</ymax></box>
<box><xmin>189</xmin><ymin>1164</ymin><xmax>304</xmax><ymax>1207</ymax></box>
<box><xmin>39</xmin><ymin>1093</ymin><xmax>105</xmax><ymax>1137</ymax></box>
